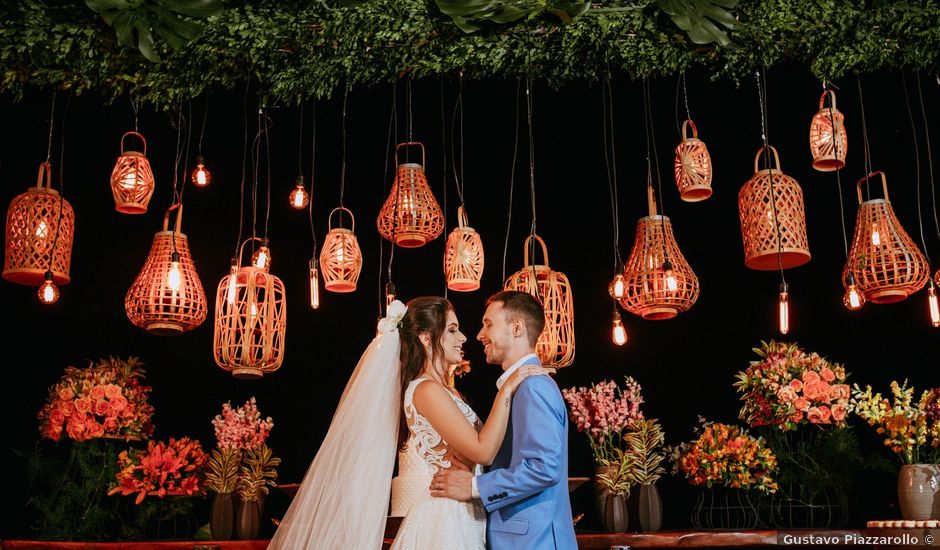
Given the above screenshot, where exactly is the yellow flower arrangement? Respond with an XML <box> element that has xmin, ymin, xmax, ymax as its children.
<box><xmin>850</xmin><ymin>381</ymin><xmax>940</xmax><ymax>464</ymax></box>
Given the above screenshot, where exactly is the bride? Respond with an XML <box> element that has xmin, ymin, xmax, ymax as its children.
<box><xmin>268</xmin><ymin>296</ymin><xmax>545</xmax><ymax>549</ymax></box>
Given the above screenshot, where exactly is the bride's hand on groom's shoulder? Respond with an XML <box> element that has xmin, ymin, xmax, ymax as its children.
<box><xmin>501</xmin><ymin>365</ymin><xmax>553</xmax><ymax>396</ymax></box>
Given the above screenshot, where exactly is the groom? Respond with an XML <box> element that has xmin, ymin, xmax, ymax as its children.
<box><xmin>431</xmin><ymin>290</ymin><xmax>577</xmax><ymax>549</ymax></box>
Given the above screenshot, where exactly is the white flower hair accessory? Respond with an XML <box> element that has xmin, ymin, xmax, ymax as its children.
<box><xmin>377</xmin><ymin>300</ymin><xmax>408</xmax><ymax>335</ymax></box>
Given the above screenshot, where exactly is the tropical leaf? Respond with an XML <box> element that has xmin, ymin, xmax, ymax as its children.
<box><xmin>433</xmin><ymin>0</ymin><xmax>591</xmax><ymax>33</ymax></box>
<box><xmin>84</xmin><ymin>0</ymin><xmax>224</xmax><ymax>62</ymax></box>
<box><xmin>656</xmin><ymin>0</ymin><xmax>739</xmax><ymax>46</ymax></box>
<box><xmin>237</xmin><ymin>444</ymin><xmax>280</xmax><ymax>502</ymax></box>
<box><xmin>205</xmin><ymin>448</ymin><xmax>241</xmax><ymax>494</ymax></box>
<box><xmin>624</xmin><ymin>418</ymin><xmax>667</xmax><ymax>485</ymax></box>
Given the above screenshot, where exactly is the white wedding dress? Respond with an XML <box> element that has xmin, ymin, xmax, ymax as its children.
<box><xmin>390</xmin><ymin>377</ymin><xmax>487</xmax><ymax>550</ymax></box>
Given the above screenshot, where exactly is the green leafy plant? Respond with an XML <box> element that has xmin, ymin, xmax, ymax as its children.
<box><xmin>205</xmin><ymin>447</ymin><xmax>241</xmax><ymax>494</ymax></box>
<box><xmin>656</xmin><ymin>0</ymin><xmax>739</xmax><ymax>46</ymax></box>
<box><xmin>84</xmin><ymin>0</ymin><xmax>224</xmax><ymax>62</ymax></box>
<box><xmin>237</xmin><ymin>444</ymin><xmax>280</xmax><ymax>503</ymax></box>
<box><xmin>596</xmin><ymin>447</ymin><xmax>634</xmax><ymax>497</ymax></box>
<box><xmin>623</xmin><ymin>418</ymin><xmax>667</xmax><ymax>486</ymax></box>
<box><xmin>433</xmin><ymin>0</ymin><xmax>591</xmax><ymax>33</ymax></box>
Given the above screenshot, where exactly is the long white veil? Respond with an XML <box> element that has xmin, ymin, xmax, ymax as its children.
<box><xmin>268</xmin><ymin>302</ymin><xmax>406</xmax><ymax>549</ymax></box>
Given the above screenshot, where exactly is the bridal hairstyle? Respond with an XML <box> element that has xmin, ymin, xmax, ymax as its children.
<box><xmin>486</xmin><ymin>290</ymin><xmax>545</xmax><ymax>347</ymax></box>
<box><xmin>397</xmin><ymin>296</ymin><xmax>453</xmax><ymax>447</ymax></box>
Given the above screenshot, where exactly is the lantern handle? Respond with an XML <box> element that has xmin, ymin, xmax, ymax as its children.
<box><xmin>818</xmin><ymin>90</ymin><xmax>837</xmax><ymax>111</ymax></box>
<box><xmin>328</xmin><ymin>206</ymin><xmax>356</xmax><ymax>232</ymax></box>
<box><xmin>753</xmin><ymin>145</ymin><xmax>782</xmax><ymax>174</ymax></box>
<box><xmin>680</xmin><ymin>119</ymin><xmax>698</xmax><ymax>141</ymax></box>
<box><xmin>162</xmin><ymin>203</ymin><xmax>183</xmax><ymax>233</ymax></box>
<box><xmin>120</xmin><ymin>131</ymin><xmax>147</xmax><ymax>155</ymax></box>
<box><xmin>35</xmin><ymin>161</ymin><xmax>53</xmax><ymax>190</ymax></box>
<box><xmin>457</xmin><ymin>205</ymin><xmax>470</xmax><ymax>228</ymax></box>
<box><xmin>522</xmin><ymin>234</ymin><xmax>550</xmax><ymax>268</ymax></box>
<box><xmin>236</xmin><ymin>236</ymin><xmax>266</xmax><ymax>267</ymax></box>
<box><xmin>395</xmin><ymin>142</ymin><xmax>426</xmax><ymax>167</ymax></box>
<box><xmin>856</xmin><ymin>171</ymin><xmax>888</xmax><ymax>204</ymax></box>
<box><xmin>646</xmin><ymin>185</ymin><xmax>658</xmax><ymax>217</ymax></box>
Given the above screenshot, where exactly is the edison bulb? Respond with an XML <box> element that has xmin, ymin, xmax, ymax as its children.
<box><xmin>38</xmin><ymin>271</ymin><xmax>59</xmax><ymax>304</ymax></box>
<box><xmin>166</xmin><ymin>252</ymin><xmax>182</xmax><ymax>291</ymax></box>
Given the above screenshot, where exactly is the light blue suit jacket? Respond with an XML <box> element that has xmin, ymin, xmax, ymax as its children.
<box><xmin>476</xmin><ymin>357</ymin><xmax>577</xmax><ymax>550</ymax></box>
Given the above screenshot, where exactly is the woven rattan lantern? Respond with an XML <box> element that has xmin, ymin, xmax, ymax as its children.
<box><xmin>620</xmin><ymin>187</ymin><xmax>699</xmax><ymax>320</ymax></box>
<box><xmin>4</xmin><ymin>162</ymin><xmax>74</xmax><ymax>285</ymax></box>
<box><xmin>214</xmin><ymin>238</ymin><xmax>287</xmax><ymax>378</ymax></box>
<box><xmin>110</xmin><ymin>131</ymin><xmax>155</xmax><ymax>214</ymax></box>
<box><xmin>125</xmin><ymin>204</ymin><xmax>207</xmax><ymax>335</ymax></box>
<box><xmin>738</xmin><ymin>146</ymin><xmax>811</xmax><ymax>270</ymax></box>
<box><xmin>377</xmin><ymin>142</ymin><xmax>444</xmax><ymax>248</ymax></box>
<box><xmin>504</xmin><ymin>235</ymin><xmax>574</xmax><ymax>368</ymax></box>
<box><xmin>321</xmin><ymin>207</ymin><xmax>362</xmax><ymax>292</ymax></box>
<box><xmin>674</xmin><ymin>120</ymin><xmax>713</xmax><ymax>202</ymax></box>
<box><xmin>843</xmin><ymin>171</ymin><xmax>928</xmax><ymax>304</ymax></box>
<box><xmin>444</xmin><ymin>206</ymin><xmax>484</xmax><ymax>292</ymax></box>
<box><xmin>809</xmin><ymin>90</ymin><xmax>847</xmax><ymax>172</ymax></box>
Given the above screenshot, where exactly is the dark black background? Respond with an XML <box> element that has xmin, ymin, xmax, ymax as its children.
<box><xmin>2</xmin><ymin>63</ymin><xmax>937</xmax><ymax>537</ymax></box>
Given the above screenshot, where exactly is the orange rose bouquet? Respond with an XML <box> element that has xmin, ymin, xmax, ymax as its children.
<box><xmin>37</xmin><ymin>356</ymin><xmax>155</xmax><ymax>442</ymax></box>
<box><xmin>734</xmin><ymin>341</ymin><xmax>850</xmax><ymax>431</ymax></box>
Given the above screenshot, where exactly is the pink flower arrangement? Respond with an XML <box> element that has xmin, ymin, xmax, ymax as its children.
<box><xmin>211</xmin><ymin>397</ymin><xmax>274</xmax><ymax>451</ymax></box>
<box><xmin>734</xmin><ymin>341</ymin><xmax>850</xmax><ymax>432</ymax></box>
<box><xmin>562</xmin><ymin>377</ymin><xmax>644</xmax><ymax>463</ymax></box>
<box><xmin>37</xmin><ymin>356</ymin><xmax>155</xmax><ymax>442</ymax></box>
<box><xmin>109</xmin><ymin>437</ymin><xmax>208</xmax><ymax>504</ymax></box>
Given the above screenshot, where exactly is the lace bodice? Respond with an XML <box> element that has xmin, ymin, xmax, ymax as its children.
<box><xmin>401</xmin><ymin>377</ymin><xmax>480</xmax><ymax>475</ymax></box>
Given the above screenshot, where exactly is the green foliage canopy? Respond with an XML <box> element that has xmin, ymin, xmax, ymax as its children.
<box><xmin>1</xmin><ymin>0</ymin><xmax>938</xmax><ymax>107</ymax></box>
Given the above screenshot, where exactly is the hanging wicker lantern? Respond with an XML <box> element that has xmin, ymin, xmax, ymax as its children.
<box><xmin>738</xmin><ymin>146</ymin><xmax>811</xmax><ymax>270</ymax></box>
<box><xmin>125</xmin><ymin>204</ymin><xmax>207</xmax><ymax>335</ymax></box>
<box><xmin>4</xmin><ymin>162</ymin><xmax>74</xmax><ymax>285</ymax></box>
<box><xmin>444</xmin><ymin>206</ymin><xmax>484</xmax><ymax>292</ymax></box>
<box><xmin>321</xmin><ymin>207</ymin><xmax>363</xmax><ymax>293</ymax></box>
<box><xmin>504</xmin><ymin>235</ymin><xmax>574</xmax><ymax>368</ymax></box>
<box><xmin>620</xmin><ymin>186</ymin><xmax>700</xmax><ymax>320</ymax></box>
<box><xmin>214</xmin><ymin>238</ymin><xmax>287</xmax><ymax>378</ymax></box>
<box><xmin>674</xmin><ymin>120</ymin><xmax>713</xmax><ymax>202</ymax></box>
<box><xmin>809</xmin><ymin>90</ymin><xmax>847</xmax><ymax>172</ymax></box>
<box><xmin>377</xmin><ymin>142</ymin><xmax>444</xmax><ymax>248</ymax></box>
<box><xmin>110</xmin><ymin>131</ymin><xmax>155</xmax><ymax>214</ymax></box>
<box><xmin>843</xmin><ymin>171</ymin><xmax>929</xmax><ymax>304</ymax></box>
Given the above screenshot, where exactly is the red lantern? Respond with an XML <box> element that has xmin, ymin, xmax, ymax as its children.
<box><xmin>110</xmin><ymin>131</ymin><xmax>155</xmax><ymax>214</ymax></box>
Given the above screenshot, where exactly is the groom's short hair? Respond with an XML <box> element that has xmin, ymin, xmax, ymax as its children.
<box><xmin>487</xmin><ymin>290</ymin><xmax>545</xmax><ymax>347</ymax></box>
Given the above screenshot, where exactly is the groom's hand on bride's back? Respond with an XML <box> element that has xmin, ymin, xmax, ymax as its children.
<box><xmin>429</xmin><ymin>467</ymin><xmax>473</xmax><ymax>501</ymax></box>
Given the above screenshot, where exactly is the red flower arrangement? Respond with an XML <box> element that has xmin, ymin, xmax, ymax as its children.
<box><xmin>109</xmin><ymin>437</ymin><xmax>208</xmax><ymax>504</ymax></box>
<box><xmin>668</xmin><ymin>419</ymin><xmax>779</xmax><ymax>494</ymax></box>
<box><xmin>37</xmin><ymin>356</ymin><xmax>155</xmax><ymax>442</ymax></box>
<box><xmin>734</xmin><ymin>341</ymin><xmax>851</xmax><ymax>431</ymax></box>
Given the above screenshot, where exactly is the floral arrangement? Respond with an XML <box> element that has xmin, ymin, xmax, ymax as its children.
<box><xmin>668</xmin><ymin>418</ymin><xmax>778</xmax><ymax>494</ymax></box>
<box><xmin>37</xmin><ymin>356</ymin><xmax>155</xmax><ymax>442</ymax></box>
<box><xmin>734</xmin><ymin>341</ymin><xmax>851</xmax><ymax>432</ymax></box>
<box><xmin>108</xmin><ymin>437</ymin><xmax>207</xmax><ymax>504</ymax></box>
<box><xmin>205</xmin><ymin>398</ymin><xmax>279</xmax><ymax>501</ymax></box>
<box><xmin>562</xmin><ymin>376</ymin><xmax>644</xmax><ymax>463</ymax></box>
<box><xmin>851</xmin><ymin>381</ymin><xmax>940</xmax><ymax>464</ymax></box>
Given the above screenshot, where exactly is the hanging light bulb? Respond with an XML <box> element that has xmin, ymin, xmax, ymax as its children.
<box><xmin>289</xmin><ymin>175</ymin><xmax>310</xmax><ymax>210</ymax></box>
<box><xmin>252</xmin><ymin>239</ymin><xmax>271</xmax><ymax>271</ymax></box>
<box><xmin>871</xmin><ymin>227</ymin><xmax>881</xmax><ymax>246</ymax></box>
<box><xmin>611</xmin><ymin>307</ymin><xmax>627</xmax><ymax>346</ymax></box>
<box><xmin>843</xmin><ymin>273</ymin><xmax>865</xmax><ymax>311</ymax></box>
<box><xmin>385</xmin><ymin>281</ymin><xmax>397</xmax><ymax>310</ymax></box>
<box><xmin>191</xmin><ymin>155</ymin><xmax>211</xmax><ymax>188</ymax></box>
<box><xmin>225</xmin><ymin>258</ymin><xmax>238</xmax><ymax>305</ymax></box>
<box><xmin>608</xmin><ymin>265</ymin><xmax>626</xmax><ymax>300</ymax></box>
<box><xmin>662</xmin><ymin>259</ymin><xmax>678</xmax><ymax>292</ymax></box>
<box><xmin>35</xmin><ymin>220</ymin><xmax>48</xmax><ymax>239</ymax></box>
<box><xmin>928</xmin><ymin>281</ymin><xmax>939</xmax><ymax>328</ymax></box>
<box><xmin>778</xmin><ymin>282</ymin><xmax>790</xmax><ymax>335</ymax></box>
<box><xmin>309</xmin><ymin>258</ymin><xmax>320</xmax><ymax>310</ymax></box>
<box><xmin>38</xmin><ymin>270</ymin><xmax>59</xmax><ymax>304</ymax></box>
<box><xmin>166</xmin><ymin>251</ymin><xmax>182</xmax><ymax>291</ymax></box>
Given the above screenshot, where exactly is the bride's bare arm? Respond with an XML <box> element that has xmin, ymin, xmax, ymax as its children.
<box><xmin>412</xmin><ymin>366</ymin><xmax>547</xmax><ymax>466</ymax></box>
